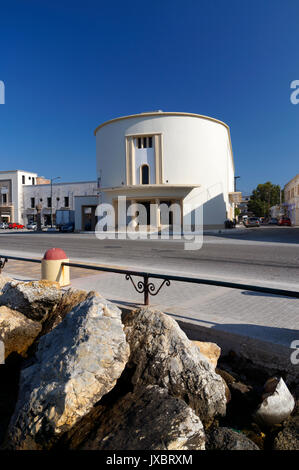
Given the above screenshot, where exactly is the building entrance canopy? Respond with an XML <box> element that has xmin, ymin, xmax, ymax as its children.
<box><xmin>101</xmin><ymin>184</ymin><xmax>200</xmax><ymax>200</ymax></box>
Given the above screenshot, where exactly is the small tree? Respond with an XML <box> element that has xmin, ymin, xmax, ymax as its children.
<box><xmin>247</xmin><ymin>182</ymin><xmax>283</xmax><ymax>217</ymax></box>
<box><xmin>234</xmin><ymin>207</ymin><xmax>241</xmax><ymax>218</ymax></box>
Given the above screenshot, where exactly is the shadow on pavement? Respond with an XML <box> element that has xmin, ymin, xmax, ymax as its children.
<box><xmin>165</xmin><ymin>312</ymin><xmax>298</xmax><ymax>347</ymax></box>
<box><xmin>208</xmin><ymin>226</ymin><xmax>299</xmax><ymax>245</ymax></box>
<box><xmin>112</xmin><ymin>298</ymin><xmax>299</xmax><ymax>347</ymax></box>
<box><xmin>241</xmin><ymin>291</ymin><xmax>299</xmax><ymax>299</ymax></box>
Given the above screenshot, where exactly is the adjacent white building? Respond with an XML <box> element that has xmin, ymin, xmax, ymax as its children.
<box><xmin>284</xmin><ymin>174</ymin><xmax>299</xmax><ymax>225</ymax></box>
<box><xmin>23</xmin><ymin>180</ymin><xmax>97</xmax><ymax>226</ymax></box>
<box><xmin>0</xmin><ymin>170</ymin><xmax>37</xmax><ymax>224</ymax></box>
<box><xmin>95</xmin><ymin>111</ymin><xmax>238</xmax><ymax>230</ymax></box>
<box><xmin>0</xmin><ymin>169</ymin><xmax>98</xmax><ymax>229</ymax></box>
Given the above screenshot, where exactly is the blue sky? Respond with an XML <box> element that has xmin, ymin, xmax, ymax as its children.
<box><xmin>0</xmin><ymin>0</ymin><xmax>299</xmax><ymax>195</ymax></box>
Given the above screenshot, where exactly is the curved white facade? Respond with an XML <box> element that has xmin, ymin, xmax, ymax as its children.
<box><xmin>95</xmin><ymin>112</ymin><xmax>236</xmax><ymax>228</ymax></box>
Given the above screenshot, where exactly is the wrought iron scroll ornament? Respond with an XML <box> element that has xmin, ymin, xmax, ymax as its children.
<box><xmin>125</xmin><ymin>274</ymin><xmax>146</xmax><ymax>294</ymax></box>
<box><xmin>125</xmin><ymin>274</ymin><xmax>171</xmax><ymax>297</ymax></box>
<box><xmin>148</xmin><ymin>279</ymin><xmax>171</xmax><ymax>296</ymax></box>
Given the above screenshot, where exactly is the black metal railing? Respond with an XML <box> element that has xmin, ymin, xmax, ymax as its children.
<box><xmin>1</xmin><ymin>254</ymin><xmax>299</xmax><ymax>306</ymax></box>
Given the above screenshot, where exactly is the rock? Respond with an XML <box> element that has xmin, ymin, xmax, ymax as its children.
<box><xmin>229</xmin><ymin>381</ymin><xmax>256</xmax><ymax>406</ymax></box>
<box><xmin>220</xmin><ymin>378</ymin><xmax>231</xmax><ymax>403</ymax></box>
<box><xmin>80</xmin><ymin>385</ymin><xmax>206</xmax><ymax>450</ymax></box>
<box><xmin>0</xmin><ymin>306</ymin><xmax>42</xmax><ymax>358</ymax></box>
<box><xmin>216</xmin><ymin>368</ymin><xmax>236</xmax><ymax>385</ymax></box>
<box><xmin>0</xmin><ymin>275</ymin><xmax>12</xmax><ymax>292</ymax></box>
<box><xmin>206</xmin><ymin>426</ymin><xmax>260</xmax><ymax>450</ymax></box>
<box><xmin>253</xmin><ymin>377</ymin><xmax>295</xmax><ymax>427</ymax></box>
<box><xmin>192</xmin><ymin>340</ymin><xmax>221</xmax><ymax>368</ymax></box>
<box><xmin>123</xmin><ymin>307</ymin><xmax>226</xmax><ymax>425</ymax></box>
<box><xmin>40</xmin><ymin>288</ymin><xmax>90</xmax><ymax>335</ymax></box>
<box><xmin>5</xmin><ymin>294</ymin><xmax>130</xmax><ymax>450</ymax></box>
<box><xmin>215</xmin><ymin>369</ymin><xmax>237</xmax><ymax>403</ymax></box>
<box><xmin>0</xmin><ymin>280</ymin><xmax>62</xmax><ymax>323</ymax></box>
<box><xmin>273</xmin><ymin>400</ymin><xmax>299</xmax><ymax>450</ymax></box>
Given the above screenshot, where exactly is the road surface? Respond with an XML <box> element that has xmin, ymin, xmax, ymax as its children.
<box><xmin>0</xmin><ymin>226</ymin><xmax>299</xmax><ymax>288</ymax></box>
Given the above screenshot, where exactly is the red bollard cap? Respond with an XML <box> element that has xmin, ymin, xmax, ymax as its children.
<box><xmin>43</xmin><ymin>248</ymin><xmax>68</xmax><ymax>260</ymax></box>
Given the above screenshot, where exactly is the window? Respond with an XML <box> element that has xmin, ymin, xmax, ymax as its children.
<box><xmin>2</xmin><ymin>194</ymin><xmax>7</xmax><ymax>204</ymax></box>
<box><xmin>136</xmin><ymin>136</ymin><xmax>153</xmax><ymax>149</ymax></box>
<box><xmin>22</xmin><ymin>175</ymin><xmax>25</xmax><ymax>184</ymax></box>
<box><xmin>47</xmin><ymin>197</ymin><xmax>51</xmax><ymax>208</ymax></box>
<box><xmin>141</xmin><ymin>164</ymin><xmax>150</xmax><ymax>184</ymax></box>
<box><xmin>32</xmin><ymin>178</ymin><xmax>35</xmax><ymax>185</ymax></box>
<box><xmin>64</xmin><ymin>196</ymin><xmax>69</xmax><ymax>207</ymax></box>
<box><xmin>31</xmin><ymin>197</ymin><xmax>35</xmax><ymax>209</ymax></box>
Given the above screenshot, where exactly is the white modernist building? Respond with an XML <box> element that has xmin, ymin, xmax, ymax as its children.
<box><xmin>94</xmin><ymin>111</ymin><xmax>238</xmax><ymax>230</ymax></box>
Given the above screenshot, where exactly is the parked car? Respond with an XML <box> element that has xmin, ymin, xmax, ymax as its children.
<box><xmin>243</xmin><ymin>217</ymin><xmax>260</xmax><ymax>227</ymax></box>
<box><xmin>268</xmin><ymin>218</ymin><xmax>278</xmax><ymax>225</ymax></box>
<box><xmin>278</xmin><ymin>217</ymin><xmax>291</xmax><ymax>226</ymax></box>
<box><xmin>8</xmin><ymin>222</ymin><xmax>25</xmax><ymax>229</ymax></box>
<box><xmin>0</xmin><ymin>222</ymin><xmax>8</xmax><ymax>229</ymax></box>
<box><xmin>27</xmin><ymin>222</ymin><xmax>37</xmax><ymax>230</ymax></box>
<box><xmin>60</xmin><ymin>222</ymin><xmax>75</xmax><ymax>232</ymax></box>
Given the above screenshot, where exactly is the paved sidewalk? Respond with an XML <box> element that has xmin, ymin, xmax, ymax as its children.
<box><xmin>70</xmin><ymin>271</ymin><xmax>299</xmax><ymax>349</ymax></box>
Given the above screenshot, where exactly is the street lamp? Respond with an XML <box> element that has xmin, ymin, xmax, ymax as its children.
<box><xmin>234</xmin><ymin>176</ymin><xmax>240</xmax><ymax>192</ymax></box>
<box><xmin>50</xmin><ymin>177</ymin><xmax>61</xmax><ymax>228</ymax></box>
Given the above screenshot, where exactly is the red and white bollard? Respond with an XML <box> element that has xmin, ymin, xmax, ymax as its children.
<box><xmin>41</xmin><ymin>248</ymin><xmax>70</xmax><ymax>287</ymax></box>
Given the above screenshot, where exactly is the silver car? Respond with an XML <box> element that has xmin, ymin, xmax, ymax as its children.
<box><xmin>0</xmin><ymin>222</ymin><xmax>8</xmax><ymax>229</ymax></box>
<box><xmin>27</xmin><ymin>222</ymin><xmax>37</xmax><ymax>230</ymax></box>
<box><xmin>244</xmin><ymin>217</ymin><xmax>260</xmax><ymax>227</ymax></box>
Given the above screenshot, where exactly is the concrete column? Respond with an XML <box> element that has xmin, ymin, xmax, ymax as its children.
<box><xmin>155</xmin><ymin>198</ymin><xmax>161</xmax><ymax>229</ymax></box>
<box><xmin>130</xmin><ymin>199</ymin><xmax>138</xmax><ymax>230</ymax></box>
<box><xmin>130</xmin><ymin>139</ymin><xmax>136</xmax><ymax>185</ymax></box>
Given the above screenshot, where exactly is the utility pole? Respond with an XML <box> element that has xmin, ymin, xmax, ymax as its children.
<box><xmin>50</xmin><ymin>177</ymin><xmax>61</xmax><ymax>228</ymax></box>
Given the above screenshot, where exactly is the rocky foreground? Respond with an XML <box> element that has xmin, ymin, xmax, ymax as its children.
<box><xmin>0</xmin><ymin>275</ymin><xmax>298</xmax><ymax>450</ymax></box>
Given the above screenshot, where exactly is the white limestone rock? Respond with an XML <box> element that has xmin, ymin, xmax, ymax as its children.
<box><xmin>123</xmin><ymin>307</ymin><xmax>227</xmax><ymax>425</ymax></box>
<box><xmin>254</xmin><ymin>377</ymin><xmax>295</xmax><ymax>426</ymax></box>
<box><xmin>5</xmin><ymin>294</ymin><xmax>130</xmax><ymax>449</ymax></box>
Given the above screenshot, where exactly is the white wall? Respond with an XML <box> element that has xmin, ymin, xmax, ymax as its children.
<box><xmin>74</xmin><ymin>195</ymin><xmax>99</xmax><ymax>231</ymax></box>
<box><xmin>17</xmin><ymin>171</ymin><xmax>38</xmax><ymax>223</ymax></box>
<box><xmin>0</xmin><ymin>170</ymin><xmax>37</xmax><ymax>223</ymax></box>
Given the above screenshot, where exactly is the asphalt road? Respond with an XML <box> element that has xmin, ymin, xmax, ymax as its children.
<box><xmin>1</xmin><ymin>226</ymin><xmax>299</xmax><ymax>287</ymax></box>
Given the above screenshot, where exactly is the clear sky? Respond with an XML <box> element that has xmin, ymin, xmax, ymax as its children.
<box><xmin>1</xmin><ymin>0</ymin><xmax>299</xmax><ymax>195</ymax></box>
